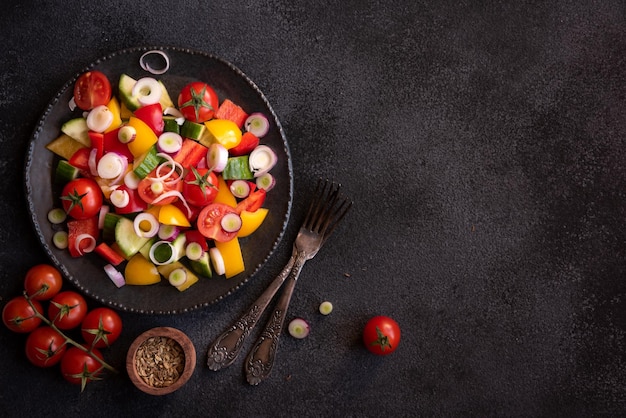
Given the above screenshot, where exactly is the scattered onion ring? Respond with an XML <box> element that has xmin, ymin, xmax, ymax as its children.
<box><xmin>150</xmin><ymin>190</ymin><xmax>193</xmax><ymax>218</ymax></box>
<box><xmin>74</xmin><ymin>234</ymin><xmax>97</xmax><ymax>256</ymax></box>
<box><xmin>86</xmin><ymin>105</ymin><xmax>114</xmax><ymax>133</ymax></box>
<box><xmin>104</xmin><ymin>264</ymin><xmax>125</xmax><ymax>288</ymax></box>
<box><xmin>139</xmin><ymin>50</ymin><xmax>170</xmax><ymax>75</ymax></box>
<box><xmin>110</xmin><ymin>189</ymin><xmax>130</xmax><ymax>208</ymax></box>
<box><xmin>133</xmin><ymin>213</ymin><xmax>159</xmax><ymax>238</ymax></box>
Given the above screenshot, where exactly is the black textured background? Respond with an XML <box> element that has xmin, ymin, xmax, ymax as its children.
<box><xmin>2</xmin><ymin>1</ymin><xmax>626</xmax><ymax>417</ymax></box>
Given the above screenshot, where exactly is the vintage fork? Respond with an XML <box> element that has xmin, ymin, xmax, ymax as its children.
<box><xmin>206</xmin><ymin>179</ymin><xmax>352</xmax><ymax>382</ymax></box>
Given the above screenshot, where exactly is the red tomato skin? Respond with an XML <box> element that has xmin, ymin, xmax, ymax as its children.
<box><xmin>363</xmin><ymin>316</ymin><xmax>401</xmax><ymax>356</ymax></box>
<box><xmin>178</xmin><ymin>82</ymin><xmax>219</xmax><ymax>123</ymax></box>
<box><xmin>25</xmin><ymin>326</ymin><xmax>67</xmax><ymax>367</ymax></box>
<box><xmin>67</xmin><ymin>216</ymin><xmax>100</xmax><ymax>257</ymax></box>
<box><xmin>60</xmin><ymin>345</ymin><xmax>104</xmax><ymax>386</ymax></box>
<box><xmin>81</xmin><ymin>307</ymin><xmax>122</xmax><ymax>348</ymax></box>
<box><xmin>2</xmin><ymin>296</ymin><xmax>43</xmax><ymax>333</ymax></box>
<box><xmin>24</xmin><ymin>264</ymin><xmax>63</xmax><ymax>301</ymax></box>
<box><xmin>48</xmin><ymin>291</ymin><xmax>88</xmax><ymax>330</ymax></box>
<box><xmin>73</xmin><ymin>71</ymin><xmax>112</xmax><ymax>111</ymax></box>
<box><xmin>137</xmin><ymin>169</ymin><xmax>183</xmax><ymax>206</ymax></box>
<box><xmin>183</xmin><ymin>167</ymin><xmax>219</xmax><ymax>207</ymax></box>
<box><xmin>61</xmin><ymin>178</ymin><xmax>103</xmax><ymax>220</ymax></box>
<box><xmin>134</xmin><ymin>103</ymin><xmax>164</xmax><ymax>136</ymax></box>
<box><xmin>197</xmin><ymin>203</ymin><xmax>238</xmax><ymax>242</ymax></box>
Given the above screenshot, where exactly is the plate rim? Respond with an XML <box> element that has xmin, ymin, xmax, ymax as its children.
<box><xmin>24</xmin><ymin>45</ymin><xmax>293</xmax><ymax>314</ymax></box>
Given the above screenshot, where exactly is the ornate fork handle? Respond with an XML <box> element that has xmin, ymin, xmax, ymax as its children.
<box><xmin>206</xmin><ymin>255</ymin><xmax>296</xmax><ymax>371</ymax></box>
<box><xmin>244</xmin><ymin>250</ymin><xmax>308</xmax><ymax>385</ymax></box>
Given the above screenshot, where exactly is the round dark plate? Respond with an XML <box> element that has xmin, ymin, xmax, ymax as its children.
<box><xmin>24</xmin><ymin>46</ymin><xmax>293</xmax><ymax>314</ymax></box>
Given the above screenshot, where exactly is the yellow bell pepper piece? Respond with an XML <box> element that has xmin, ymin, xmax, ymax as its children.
<box><xmin>120</xmin><ymin>100</ymin><xmax>133</xmax><ymax>120</ymax></box>
<box><xmin>127</xmin><ymin>116</ymin><xmax>158</xmax><ymax>157</ymax></box>
<box><xmin>124</xmin><ymin>253</ymin><xmax>161</xmax><ymax>285</ymax></box>
<box><xmin>213</xmin><ymin>176</ymin><xmax>237</xmax><ymax>208</ymax></box>
<box><xmin>158</xmin><ymin>204</ymin><xmax>191</xmax><ymax>227</ymax></box>
<box><xmin>201</xmin><ymin>119</ymin><xmax>242</xmax><ymax>150</ymax></box>
<box><xmin>45</xmin><ymin>134</ymin><xmax>87</xmax><ymax>161</ymax></box>
<box><xmin>215</xmin><ymin>238</ymin><xmax>245</xmax><ymax>278</ymax></box>
<box><xmin>105</xmin><ymin>97</ymin><xmax>123</xmax><ymax>133</ymax></box>
<box><xmin>237</xmin><ymin>208</ymin><xmax>269</xmax><ymax>237</ymax></box>
<box><xmin>157</xmin><ymin>261</ymin><xmax>199</xmax><ymax>292</ymax></box>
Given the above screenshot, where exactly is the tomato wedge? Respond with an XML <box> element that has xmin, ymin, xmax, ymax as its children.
<box><xmin>197</xmin><ymin>203</ymin><xmax>238</xmax><ymax>242</ymax></box>
<box><xmin>137</xmin><ymin>167</ymin><xmax>183</xmax><ymax>206</ymax></box>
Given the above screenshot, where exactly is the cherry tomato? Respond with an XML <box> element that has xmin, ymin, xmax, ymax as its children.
<box><xmin>24</xmin><ymin>264</ymin><xmax>63</xmax><ymax>301</ymax></box>
<box><xmin>2</xmin><ymin>296</ymin><xmax>43</xmax><ymax>333</ymax></box>
<box><xmin>48</xmin><ymin>291</ymin><xmax>88</xmax><ymax>330</ymax></box>
<box><xmin>81</xmin><ymin>307</ymin><xmax>122</xmax><ymax>348</ymax></box>
<box><xmin>60</xmin><ymin>345</ymin><xmax>104</xmax><ymax>389</ymax></box>
<box><xmin>177</xmin><ymin>82</ymin><xmax>219</xmax><ymax>123</ymax></box>
<box><xmin>197</xmin><ymin>203</ymin><xmax>238</xmax><ymax>242</ymax></box>
<box><xmin>61</xmin><ymin>178</ymin><xmax>103</xmax><ymax>220</ymax></box>
<box><xmin>183</xmin><ymin>167</ymin><xmax>219</xmax><ymax>207</ymax></box>
<box><xmin>25</xmin><ymin>326</ymin><xmax>67</xmax><ymax>367</ymax></box>
<box><xmin>73</xmin><ymin>70</ymin><xmax>112</xmax><ymax>111</ymax></box>
<box><xmin>137</xmin><ymin>167</ymin><xmax>183</xmax><ymax>206</ymax></box>
<box><xmin>363</xmin><ymin>316</ymin><xmax>401</xmax><ymax>356</ymax></box>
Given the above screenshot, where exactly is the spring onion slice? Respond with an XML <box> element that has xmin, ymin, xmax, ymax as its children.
<box><xmin>209</xmin><ymin>247</ymin><xmax>226</xmax><ymax>276</ymax></box>
<box><xmin>88</xmin><ymin>148</ymin><xmax>99</xmax><ymax>177</ymax></box>
<box><xmin>168</xmin><ymin>268</ymin><xmax>188</xmax><ymax>287</ymax></box>
<box><xmin>133</xmin><ymin>213</ymin><xmax>159</xmax><ymax>238</ymax></box>
<box><xmin>244</xmin><ymin>113</ymin><xmax>270</xmax><ymax>137</ymax></box>
<box><xmin>319</xmin><ymin>301</ymin><xmax>333</xmax><ymax>315</ymax></box>
<box><xmin>74</xmin><ymin>234</ymin><xmax>97</xmax><ymax>256</ymax></box>
<box><xmin>124</xmin><ymin>170</ymin><xmax>141</xmax><ymax>189</ymax></box>
<box><xmin>132</xmin><ymin>77</ymin><xmax>162</xmax><ymax>106</ymax></box>
<box><xmin>229</xmin><ymin>180</ymin><xmax>251</xmax><ymax>198</ymax></box>
<box><xmin>149</xmin><ymin>241</ymin><xmax>177</xmax><ymax>265</ymax></box>
<box><xmin>98</xmin><ymin>152</ymin><xmax>127</xmax><ymax>180</ymax></box>
<box><xmin>256</xmin><ymin>173</ymin><xmax>276</xmax><ymax>191</ymax></box>
<box><xmin>249</xmin><ymin>145</ymin><xmax>277</xmax><ymax>177</ymax></box>
<box><xmin>118</xmin><ymin>125</ymin><xmax>136</xmax><ymax>144</ymax></box>
<box><xmin>206</xmin><ymin>143</ymin><xmax>228</xmax><ymax>172</ymax></box>
<box><xmin>158</xmin><ymin>224</ymin><xmax>179</xmax><ymax>241</ymax></box>
<box><xmin>86</xmin><ymin>105</ymin><xmax>114</xmax><ymax>133</ymax></box>
<box><xmin>157</xmin><ymin>132</ymin><xmax>183</xmax><ymax>155</ymax></box>
<box><xmin>288</xmin><ymin>318</ymin><xmax>310</xmax><ymax>339</ymax></box>
<box><xmin>52</xmin><ymin>231</ymin><xmax>68</xmax><ymax>249</ymax></box>
<box><xmin>47</xmin><ymin>208</ymin><xmax>67</xmax><ymax>224</ymax></box>
<box><xmin>139</xmin><ymin>50</ymin><xmax>170</xmax><ymax>75</ymax></box>
<box><xmin>221</xmin><ymin>213</ymin><xmax>242</xmax><ymax>233</ymax></box>
<box><xmin>103</xmin><ymin>264</ymin><xmax>125</xmax><ymax>288</ymax></box>
<box><xmin>185</xmin><ymin>242</ymin><xmax>204</xmax><ymax>261</ymax></box>
<box><xmin>110</xmin><ymin>189</ymin><xmax>130</xmax><ymax>208</ymax></box>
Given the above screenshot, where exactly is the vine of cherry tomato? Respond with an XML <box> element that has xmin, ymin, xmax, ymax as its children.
<box><xmin>1</xmin><ymin>264</ymin><xmax>122</xmax><ymax>391</ymax></box>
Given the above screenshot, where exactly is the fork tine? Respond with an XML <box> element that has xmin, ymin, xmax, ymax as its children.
<box><xmin>321</xmin><ymin>196</ymin><xmax>352</xmax><ymax>243</ymax></box>
<box><xmin>302</xmin><ymin>178</ymin><xmax>325</xmax><ymax>230</ymax></box>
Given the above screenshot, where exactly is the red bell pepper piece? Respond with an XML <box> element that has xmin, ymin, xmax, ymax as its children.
<box><xmin>235</xmin><ymin>189</ymin><xmax>266</xmax><ymax>214</ymax></box>
<box><xmin>173</xmin><ymin>138</ymin><xmax>208</xmax><ymax>168</ymax></box>
<box><xmin>184</xmin><ymin>230</ymin><xmax>209</xmax><ymax>252</ymax></box>
<box><xmin>229</xmin><ymin>131</ymin><xmax>259</xmax><ymax>157</ymax></box>
<box><xmin>94</xmin><ymin>242</ymin><xmax>125</xmax><ymax>266</ymax></box>
<box><xmin>103</xmin><ymin>128</ymin><xmax>133</xmax><ymax>160</ymax></box>
<box><xmin>68</xmin><ymin>148</ymin><xmax>92</xmax><ymax>172</ymax></box>
<box><xmin>88</xmin><ymin>132</ymin><xmax>105</xmax><ymax>162</ymax></box>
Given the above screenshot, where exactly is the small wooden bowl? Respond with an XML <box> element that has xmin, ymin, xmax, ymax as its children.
<box><xmin>126</xmin><ymin>327</ymin><xmax>196</xmax><ymax>395</ymax></box>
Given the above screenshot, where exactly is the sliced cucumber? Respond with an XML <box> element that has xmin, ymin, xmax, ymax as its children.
<box><xmin>133</xmin><ymin>146</ymin><xmax>163</xmax><ymax>179</ymax></box>
<box><xmin>170</xmin><ymin>233</ymin><xmax>187</xmax><ymax>261</ymax></box>
<box><xmin>138</xmin><ymin>237</ymin><xmax>156</xmax><ymax>260</ymax></box>
<box><xmin>118</xmin><ymin>74</ymin><xmax>141</xmax><ymax>111</ymax></box>
<box><xmin>222</xmin><ymin>155</ymin><xmax>254</xmax><ymax>180</ymax></box>
<box><xmin>102</xmin><ymin>212</ymin><xmax>123</xmax><ymax>242</ymax></box>
<box><xmin>115</xmin><ymin>217</ymin><xmax>150</xmax><ymax>258</ymax></box>
<box><xmin>61</xmin><ymin>118</ymin><xmax>90</xmax><ymax>147</ymax></box>
<box><xmin>163</xmin><ymin>116</ymin><xmax>180</xmax><ymax>134</ymax></box>
<box><xmin>188</xmin><ymin>251</ymin><xmax>212</xmax><ymax>278</ymax></box>
<box><xmin>180</xmin><ymin>120</ymin><xmax>205</xmax><ymax>141</ymax></box>
<box><xmin>54</xmin><ymin>160</ymin><xmax>80</xmax><ymax>184</ymax></box>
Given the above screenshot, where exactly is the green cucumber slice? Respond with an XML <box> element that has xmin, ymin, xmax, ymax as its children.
<box><xmin>163</xmin><ymin>116</ymin><xmax>180</xmax><ymax>134</ymax></box>
<box><xmin>115</xmin><ymin>217</ymin><xmax>150</xmax><ymax>258</ymax></box>
<box><xmin>61</xmin><ymin>118</ymin><xmax>90</xmax><ymax>147</ymax></box>
<box><xmin>54</xmin><ymin>160</ymin><xmax>80</xmax><ymax>184</ymax></box>
<box><xmin>180</xmin><ymin>120</ymin><xmax>205</xmax><ymax>140</ymax></box>
<box><xmin>133</xmin><ymin>146</ymin><xmax>163</xmax><ymax>179</ymax></box>
<box><xmin>188</xmin><ymin>251</ymin><xmax>212</xmax><ymax>278</ymax></box>
<box><xmin>118</xmin><ymin>74</ymin><xmax>141</xmax><ymax>111</ymax></box>
<box><xmin>222</xmin><ymin>155</ymin><xmax>254</xmax><ymax>180</ymax></box>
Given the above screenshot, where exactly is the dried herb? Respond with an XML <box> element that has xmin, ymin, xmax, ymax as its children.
<box><xmin>135</xmin><ymin>336</ymin><xmax>185</xmax><ymax>388</ymax></box>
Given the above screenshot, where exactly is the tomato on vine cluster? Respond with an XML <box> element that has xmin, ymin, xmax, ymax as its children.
<box><xmin>1</xmin><ymin>264</ymin><xmax>122</xmax><ymax>391</ymax></box>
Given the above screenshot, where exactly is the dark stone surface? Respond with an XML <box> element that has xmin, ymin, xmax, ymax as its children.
<box><xmin>2</xmin><ymin>1</ymin><xmax>626</xmax><ymax>416</ymax></box>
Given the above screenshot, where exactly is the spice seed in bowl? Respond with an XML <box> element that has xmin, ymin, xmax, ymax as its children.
<box><xmin>135</xmin><ymin>336</ymin><xmax>185</xmax><ymax>388</ymax></box>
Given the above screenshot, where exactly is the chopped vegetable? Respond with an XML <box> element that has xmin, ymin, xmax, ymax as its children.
<box><xmin>244</xmin><ymin>112</ymin><xmax>269</xmax><ymax>137</ymax></box>
<box><xmin>132</xmin><ymin>77</ymin><xmax>162</xmax><ymax>106</ymax></box>
<box><xmin>103</xmin><ymin>264</ymin><xmax>125</xmax><ymax>288</ymax></box>
<box><xmin>139</xmin><ymin>50</ymin><xmax>171</xmax><ymax>75</ymax></box>
<box><xmin>52</xmin><ymin>231</ymin><xmax>69</xmax><ymax>249</ymax></box>
<box><xmin>249</xmin><ymin>145</ymin><xmax>277</xmax><ymax>177</ymax></box>
<box><xmin>47</xmin><ymin>208</ymin><xmax>67</xmax><ymax>224</ymax></box>
<box><xmin>319</xmin><ymin>301</ymin><xmax>333</xmax><ymax>315</ymax></box>
<box><xmin>288</xmin><ymin>318</ymin><xmax>310</xmax><ymax>339</ymax></box>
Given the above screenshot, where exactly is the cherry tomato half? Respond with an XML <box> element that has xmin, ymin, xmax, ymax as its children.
<box><xmin>178</xmin><ymin>82</ymin><xmax>219</xmax><ymax>123</ymax></box>
<box><xmin>81</xmin><ymin>307</ymin><xmax>122</xmax><ymax>349</ymax></box>
<box><xmin>25</xmin><ymin>326</ymin><xmax>67</xmax><ymax>367</ymax></box>
<box><xmin>60</xmin><ymin>345</ymin><xmax>104</xmax><ymax>388</ymax></box>
<box><xmin>48</xmin><ymin>291</ymin><xmax>88</xmax><ymax>330</ymax></box>
<box><xmin>183</xmin><ymin>167</ymin><xmax>219</xmax><ymax>207</ymax></box>
<box><xmin>73</xmin><ymin>70</ymin><xmax>112</xmax><ymax>111</ymax></box>
<box><xmin>61</xmin><ymin>178</ymin><xmax>103</xmax><ymax>220</ymax></box>
<box><xmin>137</xmin><ymin>167</ymin><xmax>183</xmax><ymax>206</ymax></box>
<box><xmin>2</xmin><ymin>296</ymin><xmax>43</xmax><ymax>333</ymax></box>
<box><xmin>363</xmin><ymin>315</ymin><xmax>401</xmax><ymax>356</ymax></box>
<box><xmin>197</xmin><ymin>203</ymin><xmax>238</xmax><ymax>242</ymax></box>
<box><xmin>24</xmin><ymin>264</ymin><xmax>63</xmax><ymax>301</ymax></box>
